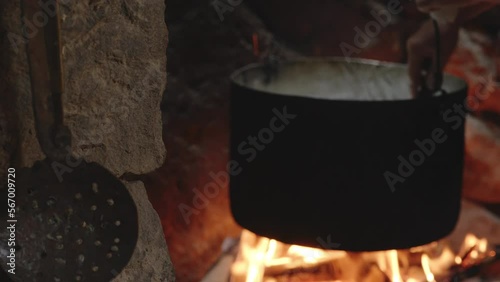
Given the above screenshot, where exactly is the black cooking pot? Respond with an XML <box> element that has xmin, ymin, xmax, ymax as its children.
<box><xmin>229</xmin><ymin>58</ymin><xmax>467</xmax><ymax>251</ymax></box>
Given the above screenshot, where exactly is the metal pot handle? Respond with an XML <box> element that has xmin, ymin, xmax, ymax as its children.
<box><xmin>417</xmin><ymin>18</ymin><xmax>448</xmax><ymax>97</ymax></box>
<box><xmin>22</xmin><ymin>0</ymin><xmax>71</xmax><ymax>161</ymax></box>
<box><xmin>431</xmin><ymin>18</ymin><xmax>445</xmax><ymax>94</ymax></box>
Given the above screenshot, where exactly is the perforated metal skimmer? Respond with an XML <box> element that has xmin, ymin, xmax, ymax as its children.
<box><xmin>4</xmin><ymin>160</ymin><xmax>138</xmax><ymax>281</ymax></box>
<box><xmin>0</xmin><ymin>1</ymin><xmax>139</xmax><ymax>280</ymax></box>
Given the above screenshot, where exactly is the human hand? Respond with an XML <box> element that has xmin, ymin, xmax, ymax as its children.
<box><xmin>407</xmin><ymin>19</ymin><xmax>459</xmax><ymax>97</ymax></box>
<box><xmin>415</xmin><ymin>0</ymin><xmax>495</xmax><ymax>13</ymax></box>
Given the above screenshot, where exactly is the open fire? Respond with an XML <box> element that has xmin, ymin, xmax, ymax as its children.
<box><xmin>227</xmin><ymin>202</ymin><xmax>500</xmax><ymax>282</ymax></box>
<box><xmin>231</xmin><ymin>230</ymin><xmax>495</xmax><ymax>282</ymax></box>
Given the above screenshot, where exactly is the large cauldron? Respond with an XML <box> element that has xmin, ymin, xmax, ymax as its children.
<box><xmin>229</xmin><ymin>58</ymin><xmax>467</xmax><ymax>251</ymax></box>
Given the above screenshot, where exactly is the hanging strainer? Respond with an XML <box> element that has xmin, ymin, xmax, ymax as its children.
<box><xmin>1</xmin><ymin>1</ymin><xmax>139</xmax><ymax>281</ymax></box>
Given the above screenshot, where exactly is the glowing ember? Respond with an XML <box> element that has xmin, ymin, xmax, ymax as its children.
<box><xmin>230</xmin><ymin>230</ymin><xmax>496</xmax><ymax>282</ymax></box>
<box><xmin>421</xmin><ymin>254</ymin><xmax>435</xmax><ymax>282</ymax></box>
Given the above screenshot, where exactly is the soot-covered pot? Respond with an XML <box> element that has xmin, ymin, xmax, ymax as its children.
<box><xmin>229</xmin><ymin>58</ymin><xmax>468</xmax><ymax>251</ymax></box>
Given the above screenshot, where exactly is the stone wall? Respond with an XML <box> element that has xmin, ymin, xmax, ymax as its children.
<box><xmin>0</xmin><ymin>0</ymin><xmax>174</xmax><ymax>281</ymax></box>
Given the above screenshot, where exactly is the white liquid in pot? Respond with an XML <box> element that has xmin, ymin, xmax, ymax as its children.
<box><xmin>232</xmin><ymin>59</ymin><xmax>466</xmax><ymax>101</ymax></box>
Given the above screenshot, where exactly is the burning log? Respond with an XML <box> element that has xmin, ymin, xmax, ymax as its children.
<box><xmin>213</xmin><ymin>200</ymin><xmax>500</xmax><ymax>282</ymax></box>
<box><xmin>229</xmin><ymin>232</ymin><xmax>498</xmax><ymax>282</ymax></box>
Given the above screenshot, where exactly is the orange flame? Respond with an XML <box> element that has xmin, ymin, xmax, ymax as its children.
<box><xmin>231</xmin><ymin>230</ymin><xmax>493</xmax><ymax>282</ymax></box>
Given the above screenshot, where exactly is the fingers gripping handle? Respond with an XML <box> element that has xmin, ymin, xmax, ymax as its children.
<box><xmin>430</xmin><ymin>9</ymin><xmax>458</xmax><ymax>24</ymax></box>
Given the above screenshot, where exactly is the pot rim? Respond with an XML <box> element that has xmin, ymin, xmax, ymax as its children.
<box><xmin>230</xmin><ymin>57</ymin><xmax>468</xmax><ymax>103</ymax></box>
